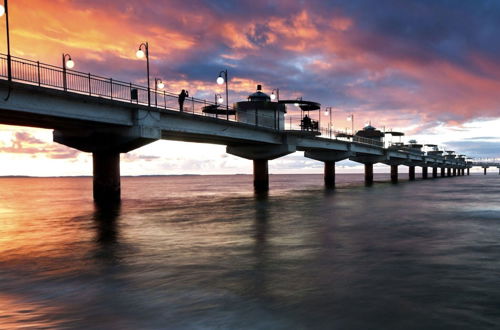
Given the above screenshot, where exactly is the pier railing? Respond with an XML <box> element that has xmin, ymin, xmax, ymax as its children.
<box><xmin>0</xmin><ymin>53</ymin><xmax>384</xmax><ymax>148</ymax></box>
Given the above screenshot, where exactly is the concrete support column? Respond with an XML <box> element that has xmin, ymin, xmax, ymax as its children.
<box><xmin>390</xmin><ymin>165</ymin><xmax>398</xmax><ymax>183</ymax></box>
<box><xmin>409</xmin><ymin>166</ymin><xmax>415</xmax><ymax>181</ymax></box>
<box><xmin>324</xmin><ymin>161</ymin><xmax>335</xmax><ymax>188</ymax></box>
<box><xmin>422</xmin><ymin>167</ymin><xmax>428</xmax><ymax>179</ymax></box>
<box><xmin>93</xmin><ymin>152</ymin><xmax>121</xmax><ymax>204</ymax></box>
<box><xmin>498</xmin><ymin>167</ymin><xmax>500</xmax><ymax>175</ymax></box>
<box><xmin>365</xmin><ymin>163</ymin><xmax>374</xmax><ymax>185</ymax></box>
<box><xmin>432</xmin><ymin>167</ymin><xmax>438</xmax><ymax>178</ymax></box>
<box><xmin>453</xmin><ymin>168</ymin><xmax>457</xmax><ymax>176</ymax></box>
<box><xmin>467</xmin><ymin>168</ymin><xmax>470</xmax><ymax>176</ymax></box>
<box><xmin>483</xmin><ymin>167</ymin><xmax>487</xmax><ymax>175</ymax></box>
<box><xmin>447</xmin><ymin>168</ymin><xmax>451</xmax><ymax>177</ymax></box>
<box><xmin>253</xmin><ymin>159</ymin><xmax>269</xmax><ymax>192</ymax></box>
<box><xmin>462</xmin><ymin>169</ymin><xmax>465</xmax><ymax>176</ymax></box>
<box><xmin>441</xmin><ymin>167</ymin><xmax>445</xmax><ymax>177</ymax></box>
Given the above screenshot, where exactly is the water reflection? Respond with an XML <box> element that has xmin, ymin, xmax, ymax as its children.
<box><xmin>92</xmin><ymin>204</ymin><xmax>121</xmax><ymax>265</ymax></box>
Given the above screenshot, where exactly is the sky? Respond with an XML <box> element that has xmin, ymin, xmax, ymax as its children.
<box><xmin>0</xmin><ymin>0</ymin><xmax>499</xmax><ymax>176</ymax></box>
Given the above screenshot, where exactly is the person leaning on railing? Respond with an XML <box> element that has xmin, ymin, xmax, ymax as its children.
<box><xmin>178</xmin><ymin>89</ymin><xmax>189</xmax><ymax>111</ymax></box>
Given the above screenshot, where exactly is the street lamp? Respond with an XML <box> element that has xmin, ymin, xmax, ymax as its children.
<box><xmin>270</xmin><ymin>88</ymin><xmax>280</xmax><ymax>101</ymax></box>
<box><xmin>347</xmin><ymin>114</ymin><xmax>354</xmax><ymax>135</ymax></box>
<box><xmin>154</xmin><ymin>78</ymin><xmax>164</xmax><ymax>107</ymax></box>
<box><xmin>0</xmin><ymin>0</ymin><xmax>11</xmax><ymax>81</ymax></box>
<box><xmin>216</xmin><ymin>69</ymin><xmax>229</xmax><ymax>120</ymax></box>
<box><xmin>136</xmin><ymin>42</ymin><xmax>150</xmax><ymax>107</ymax></box>
<box><xmin>62</xmin><ymin>53</ymin><xmax>74</xmax><ymax>91</ymax></box>
<box><xmin>324</xmin><ymin>107</ymin><xmax>333</xmax><ymax>138</ymax></box>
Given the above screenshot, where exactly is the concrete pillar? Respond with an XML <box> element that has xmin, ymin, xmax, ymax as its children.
<box><xmin>93</xmin><ymin>152</ymin><xmax>121</xmax><ymax>204</ymax></box>
<box><xmin>432</xmin><ymin>167</ymin><xmax>438</xmax><ymax>178</ymax></box>
<box><xmin>498</xmin><ymin>167</ymin><xmax>500</xmax><ymax>175</ymax></box>
<box><xmin>483</xmin><ymin>167</ymin><xmax>487</xmax><ymax>175</ymax></box>
<box><xmin>390</xmin><ymin>165</ymin><xmax>398</xmax><ymax>183</ymax></box>
<box><xmin>447</xmin><ymin>168</ymin><xmax>451</xmax><ymax>177</ymax></box>
<box><xmin>253</xmin><ymin>159</ymin><xmax>269</xmax><ymax>192</ymax></box>
<box><xmin>324</xmin><ymin>161</ymin><xmax>335</xmax><ymax>188</ymax></box>
<box><xmin>453</xmin><ymin>168</ymin><xmax>457</xmax><ymax>176</ymax></box>
<box><xmin>467</xmin><ymin>168</ymin><xmax>470</xmax><ymax>175</ymax></box>
<box><xmin>462</xmin><ymin>169</ymin><xmax>465</xmax><ymax>176</ymax></box>
<box><xmin>365</xmin><ymin>163</ymin><xmax>373</xmax><ymax>185</ymax></box>
<box><xmin>441</xmin><ymin>167</ymin><xmax>445</xmax><ymax>177</ymax></box>
<box><xmin>409</xmin><ymin>166</ymin><xmax>415</xmax><ymax>181</ymax></box>
<box><xmin>422</xmin><ymin>167</ymin><xmax>428</xmax><ymax>179</ymax></box>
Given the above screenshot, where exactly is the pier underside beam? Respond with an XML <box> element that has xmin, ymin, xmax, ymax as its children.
<box><xmin>432</xmin><ymin>167</ymin><xmax>438</xmax><ymax>178</ymax></box>
<box><xmin>253</xmin><ymin>159</ymin><xmax>269</xmax><ymax>191</ymax></box>
<box><xmin>409</xmin><ymin>166</ymin><xmax>415</xmax><ymax>181</ymax></box>
<box><xmin>304</xmin><ymin>151</ymin><xmax>352</xmax><ymax>189</ymax></box>
<box><xmin>53</xmin><ymin>127</ymin><xmax>158</xmax><ymax>204</ymax></box>
<box><xmin>365</xmin><ymin>163</ymin><xmax>374</xmax><ymax>185</ymax></box>
<box><xmin>422</xmin><ymin>166</ymin><xmax>428</xmax><ymax>179</ymax></box>
<box><xmin>324</xmin><ymin>161</ymin><xmax>335</xmax><ymax>188</ymax></box>
<box><xmin>390</xmin><ymin>165</ymin><xmax>398</xmax><ymax>183</ymax></box>
<box><xmin>93</xmin><ymin>152</ymin><xmax>121</xmax><ymax>203</ymax></box>
<box><xmin>227</xmin><ymin>144</ymin><xmax>295</xmax><ymax>192</ymax></box>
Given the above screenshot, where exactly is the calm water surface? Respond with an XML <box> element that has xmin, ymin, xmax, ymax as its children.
<box><xmin>0</xmin><ymin>174</ymin><xmax>499</xmax><ymax>329</ymax></box>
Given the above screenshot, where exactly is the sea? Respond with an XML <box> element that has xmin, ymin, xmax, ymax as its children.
<box><xmin>0</xmin><ymin>173</ymin><xmax>499</xmax><ymax>329</ymax></box>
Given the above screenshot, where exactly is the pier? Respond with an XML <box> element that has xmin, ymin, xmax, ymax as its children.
<box><xmin>0</xmin><ymin>54</ymin><xmax>489</xmax><ymax>204</ymax></box>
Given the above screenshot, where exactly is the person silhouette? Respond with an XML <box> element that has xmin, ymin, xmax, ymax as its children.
<box><xmin>178</xmin><ymin>89</ymin><xmax>189</xmax><ymax>111</ymax></box>
<box><xmin>303</xmin><ymin>114</ymin><xmax>312</xmax><ymax>130</ymax></box>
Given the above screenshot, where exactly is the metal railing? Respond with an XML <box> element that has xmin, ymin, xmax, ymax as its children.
<box><xmin>0</xmin><ymin>53</ymin><xmax>386</xmax><ymax>148</ymax></box>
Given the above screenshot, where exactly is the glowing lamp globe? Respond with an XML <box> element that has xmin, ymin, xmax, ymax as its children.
<box><xmin>216</xmin><ymin>76</ymin><xmax>224</xmax><ymax>85</ymax></box>
<box><xmin>294</xmin><ymin>102</ymin><xmax>299</xmax><ymax>107</ymax></box>
<box><xmin>217</xmin><ymin>96</ymin><xmax>224</xmax><ymax>104</ymax></box>
<box><xmin>65</xmin><ymin>59</ymin><xmax>75</xmax><ymax>69</ymax></box>
<box><xmin>157</xmin><ymin>81</ymin><xmax>165</xmax><ymax>89</ymax></box>
<box><xmin>136</xmin><ymin>49</ymin><xmax>145</xmax><ymax>59</ymax></box>
<box><xmin>270</xmin><ymin>93</ymin><xmax>276</xmax><ymax>100</ymax></box>
<box><xmin>0</xmin><ymin>5</ymin><xmax>5</xmax><ymax>17</ymax></box>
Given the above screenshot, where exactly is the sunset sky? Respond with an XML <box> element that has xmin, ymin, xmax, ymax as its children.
<box><xmin>0</xmin><ymin>0</ymin><xmax>499</xmax><ymax>176</ymax></box>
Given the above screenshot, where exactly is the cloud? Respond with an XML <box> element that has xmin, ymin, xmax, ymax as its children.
<box><xmin>0</xmin><ymin>131</ymin><xmax>80</xmax><ymax>160</ymax></box>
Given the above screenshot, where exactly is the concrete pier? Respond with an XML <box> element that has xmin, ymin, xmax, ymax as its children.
<box><xmin>447</xmin><ymin>168</ymin><xmax>451</xmax><ymax>177</ymax></box>
<box><xmin>432</xmin><ymin>167</ymin><xmax>438</xmax><ymax>178</ymax></box>
<box><xmin>453</xmin><ymin>168</ymin><xmax>457</xmax><ymax>176</ymax></box>
<box><xmin>422</xmin><ymin>167</ymin><xmax>428</xmax><ymax>179</ymax></box>
<box><xmin>441</xmin><ymin>167</ymin><xmax>445</xmax><ymax>177</ymax></box>
<box><xmin>483</xmin><ymin>167</ymin><xmax>488</xmax><ymax>175</ymax></box>
<box><xmin>324</xmin><ymin>161</ymin><xmax>335</xmax><ymax>188</ymax></box>
<box><xmin>93</xmin><ymin>152</ymin><xmax>121</xmax><ymax>204</ymax></box>
<box><xmin>390</xmin><ymin>165</ymin><xmax>398</xmax><ymax>183</ymax></box>
<box><xmin>409</xmin><ymin>166</ymin><xmax>415</xmax><ymax>181</ymax></box>
<box><xmin>253</xmin><ymin>159</ymin><xmax>269</xmax><ymax>191</ymax></box>
<box><xmin>365</xmin><ymin>163</ymin><xmax>374</xmax><ymax>185</ymax></box>
<box><xmin>467</xmin><ymin>168</ymin><xmax>470</xmax><ymax>175</ymax></box>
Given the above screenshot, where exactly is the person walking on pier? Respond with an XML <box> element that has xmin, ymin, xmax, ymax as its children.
<box><xmin>178</xmin><ymin>89</ymin><xmax>189</xmax><ymax>112</ymax></box>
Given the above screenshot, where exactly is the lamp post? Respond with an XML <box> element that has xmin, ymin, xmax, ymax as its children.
<box><xmin>62</xmin><ymin>53</ymin><xmax>74</xmax><ymax>91</ymax></box>
<box><xmin>154</xmin><ymin>78</ymin><xmax>164</xmax><ymax>107</ymax></box>
<box><xmin>0</xmin><ymin>0</ymin><xmax>12</xmax><ymax>81</ymax></box>
<box><xmin>347</xmin><ymin>114</ymin><xmax>354</xmax><ymax>135</ymax></box>
<box><xmin>216</xmin><ymin>69</ymin><xmax>229</xmax><ymax>120</ymax></box>
<box><xmin>136</xmin><ymin>42</ymin><xmax>150</xmax><ymax>107</ymax></box>
<box><xmin>270</xmin><ymin>88</ymin><xmax>280</xmax><ymax>101</ymax></box>
<box><xmin>324</xmin><ymin>107</ymin><xmax>333</xmax><ymax>138</ymax></box>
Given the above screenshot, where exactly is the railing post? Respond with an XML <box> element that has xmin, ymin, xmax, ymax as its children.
<box><xmin>110</xmin><ymin>78</ymin><xmax>113</xmax><ymax>100</ymax></box>
<box><xmin>163</xmin><ymin>90</ymin><xmax>166</xmax><ymax>108</ymax></box>
<box><xmin>37</xmin><ymin>61</ymin><xmax>41</xmax><ymax>86</ymax></box>
<box><xmin>192</xmin><ymin>97</ymin><xmax>195</xmax><ymax>114</ymax></box>
<box><xmin>88</xmin><ymin>73</ymin><xmax>92</xmax><ymax>96</ymax></box>
<box><xmin>129</xmin><ymin>82</ymin><xmax>132</xmax><ymax>103</ymax></box>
